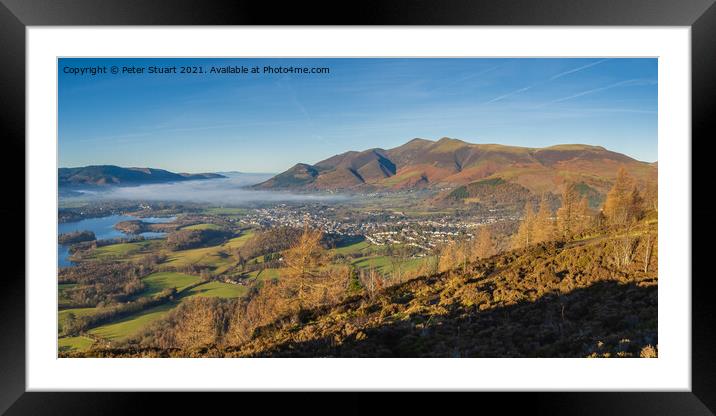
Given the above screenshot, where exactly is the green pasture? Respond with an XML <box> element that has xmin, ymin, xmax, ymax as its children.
<box><xmin>203</xmin><ymin>207</ymin><xmax>249</xmax><ymax>216</ymax></box>
<box><xmin>58</xmin><ymin>307</ymin><xmax>98</xmax><ymax>333</ymax></box>
<box><xmin>58</xmin><ymin>283</ymin><xmax>77</xmax><ymax>305</ymax></box>
<box><xmin>246</xmin><ymin>267</ymin><xmax>282</xmax><ymax>281</ymax></box>
<box><xmin>223</xmin><ymin>231</ymin><xmax>254</xmax><ymax>248</ymax></box>
<box><xmin>352</xmin><ymin>255</ymin><xmax>427</xmax><ymax>275</ymax></box>
<box><xmin>164</xmin><ymin>231</ymin><xmax>253</xmax><ymax>274</ymax></box>
<box><xmin>58</xmin><ymin>336</ymin><xmax>95</xmax><ymax>352</ymax></box>
<box><xmin>331</xmin><ymin>240</ymin><xmax>371</xmax><ymax>256</ymax></box>
<box><xmin>181</xmin><ymin>223</ymin><xmax>223</xmax><ymax>231</ymax></box>
<box><xmin>185</xmin><ymin>281</ymin><xmax>247</xmax><ymax>298</ymax></box>
<box><xmin>141</xmin><ymin>271</ymin><xmax>202</xmax><ymax>296</ymax></box>
<box><xmin>92</xmin><ymin>240</ymin><xmax>154</xmax><ymax>259</ymax></box>
<box><xmin>88</xmin><ymin>302</ymin><xmax>178</xmax><ymax>341</ymax></box>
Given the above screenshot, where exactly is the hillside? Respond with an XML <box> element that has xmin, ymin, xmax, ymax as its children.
<box><xmin>254</xmin><ymin>138</ymin><xmax>657</xmax><ymax>198</ymax></box>
<box><xmin>227</xmin><ymin>227</ymin><xmax>658</xmax><ymax>358</ymax></box>
<box><xmin>59</xmin><ymin>165</ymin><xmax>225</xmax><ymax>187</ymax></box>
<box><xmin>62</xmin><ymin>219</ymin><xmax>658</xmax><ymax>358</ymax></box>
<box><xmin>444</xmin><ymin>177</ymin><xmax>533</xmax><ymax>207</ymax></box>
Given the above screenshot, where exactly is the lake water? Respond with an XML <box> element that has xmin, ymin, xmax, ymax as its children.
<box><xmin>58</xmin><ymin>214</ymin><xmax>175</xmax><ymax>268</ymax></box>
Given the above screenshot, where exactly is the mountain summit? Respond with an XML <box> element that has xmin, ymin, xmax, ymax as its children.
<box><xmin>59</xmin><ymin>165</ymin><xmax>225</xmax><ymax>187</ymax></box>
<box><xmin>254</xmin><ymin>138</ymin><xmax>656</xmax><ymax>195</ymax></box>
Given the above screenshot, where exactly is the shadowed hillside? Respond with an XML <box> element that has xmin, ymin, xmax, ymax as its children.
<box><xmin>237</xmin><ymin>280</ymin><xmax>656</xmax><ymax>358</ymax></box>
<box><xmin>224</xmin><ymin>233</ymin><xmax>657</xmax><ymax>358</ymax></box>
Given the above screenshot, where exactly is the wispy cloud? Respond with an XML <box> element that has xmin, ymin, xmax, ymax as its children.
<box><xmin>485</xmin><ymin>59</ymin><xmax>611</xmax><ymax>105</ymax></box>
<box><xmin>485</xmin><ymin>59</ymin><xmax>609</xmax><ymax>104</ymax></box>
<box><xmin>569</xmin><ymin>107</ymin><xmax>657</xmax><ymax>114</ymax></box>
<box><xmin>427</xmin><ymin>64</ymin><xmax>502</xmax><ymax>93</ymax></box>
<box><xmin>485</xmin><ymin>85</ymin><xmax>533</xmax><ymax>104</ymax></box>
<box><xmin>536</xmin><ymin>79</ymin><xmax>657</xmax><ymax>108</ymax></box>
<box><xmin>550</xmin><ymin>59</ymin><xmax>609</xmax><ymax>80</ymax></box>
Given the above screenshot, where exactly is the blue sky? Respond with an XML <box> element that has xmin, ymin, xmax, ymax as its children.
<box><xmin>58</xmin><ymin>58</ymin><xmax>657</xmax><ymax>173</ymax></box>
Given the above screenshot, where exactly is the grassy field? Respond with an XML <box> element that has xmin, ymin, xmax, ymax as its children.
<box><xmin>92</xmin><ymin>240</ymin><xmax>155</xmax><ymax>259</ymax></box>
<box><xmin>223</xmin><ymin>232</ymin><xmax>254</xmax><ymax>248</ymax></box>
<box><xmin>164</xmin><ymin>245</ymin><xmax>234</xmax><ymax>273</ymax></box>
<box><xmin>331</xmin><ymin>240</ymin><xmax>371</xmax><ymax>256</ymax></box>
<box><xmin>58</xmin><ymin>307</ymin><xmax>98</xmax><ymax>333</ymax></box>
<box><xmin>67</xmin><ymin>231</ymin><xmax>261</xmax><ymax>343</ymax></box>
<box><xmin>181</xmin><ymin>223</ymin><xmax>223</xmax><ymax>231</ymax></box>
<box><xmin>141</xmin><ymin>272</ymin><xmax>202</xmax><ymax>296</ymax></box>
<box><xmin>58</xmin><ymin>335</ymin><xmax>95</xmax><ymax>352</ymax></box>
<box><xmin>246</xmin><ymin>267</ymin><xmax>283</xmax><ymax>281</ymax></box>
<box><xmin>352</xmin><ymin>256</ymin><xmax>428</xmax><ymax>275</ymax></box>
<box><xmin>59</xmin><ymin>307</ymin><xmax>97</xmax><ymax>319</ymax></box>
<box><xmin>164</xmin><ymin>231</ymin><xmax>254</xmax><ymax>274</ymax></box>
<box><xmin>352</xmin><ymin>256</ymin><xmax>393</xmax><ymax>272</ymax></box>
<box><xmin>58</xmin><ymin>283</ymin><xmax>77</xmax><ymax>306</ymax></box>
<box><xmin>203</xmin><ymin>207</ymin><xmax>249</xmax><ymax>216</ymax></box>
<box><xmin>185</xmin><ymin>281</ymin><xmax>247</xmax><ymax>298</ymax></box>
<box><xmin>88</xmin><ymin>302</ymin><xmax>178</xmax><ymax>341</ymax></box>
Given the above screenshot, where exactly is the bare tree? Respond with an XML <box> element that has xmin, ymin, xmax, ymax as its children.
<box><xmin>557</xmin><ymin>183</ymin><xmax>581</xmax><ymax>239</ymax></box>
<box><xmin>360</xmin><ymin>266</ymin><xmax>382</xmax><ymax>297</ymax></box>
<box><xmin>643</xmin><ymin>233</ymin><xmax>653</xmax><ymax>273</ymax></box>
<box><xmin>643</xmin><ymin>180</ymin><xmax>658</xmax><ymax>212</ymax></box>
<box><xmin>614</xmin><ymin>223</ymin><xmax>639</xmax><ymax>268</ymax></box>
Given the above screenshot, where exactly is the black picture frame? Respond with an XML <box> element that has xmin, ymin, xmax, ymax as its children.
<box><xmin>2</xmin><ymin>0</ymin><xmax>712</xmax><ymax>414</ymax></box>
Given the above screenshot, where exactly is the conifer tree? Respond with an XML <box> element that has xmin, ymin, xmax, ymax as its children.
<box><xmin>438</xmin><ymin>241</ymin><xmax>460</xmax><ymax>273</ymax></box>
<box><xmin>474</xmin><ymin>227</ymin><xmax>496</xmax><ymax>259</ymax></box>
<box><xmin>603</xmin><ymin>167</ymin><xmax>643</xmax><ymax>227</ymax></box>
<box><xmin>557</xmin><ymin>182</ymin><xmax>581</xmax><ymax>239</ymax></box>
<box><xmin>533</xmin><ymin>194</ymin><xmax>556</xmax><ymax>243</ymax></box>
<box><xmin>283</xmin><ymin>222</ymin><xmax>328</xmax><ymax>307</ymax></box>
<box><xmin>512</xmin><ymin>202</ymin><xmax>535</xmax><ymax>249</ymax></box>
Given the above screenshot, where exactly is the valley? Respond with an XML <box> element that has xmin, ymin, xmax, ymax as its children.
<box><xmin>57</xmin><ymin>138</ymin><xmax>658</xmax><ymax>358</ymax></box>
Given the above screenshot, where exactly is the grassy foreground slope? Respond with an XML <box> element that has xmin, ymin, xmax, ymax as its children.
<box><xmin>226</xmin><ymin>231</ymin><xmax>657</xmax><ymax>358</ymax></box>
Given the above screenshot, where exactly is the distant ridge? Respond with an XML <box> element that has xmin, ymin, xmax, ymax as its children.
<box><xmin>59</xmin><ymin>165</ymin><xmax>225</xmax><ymax>187</ymax></box>
<box><xmin>254</xmin><ymin>137</ymin><xmax>657</xmax><ymax>196</ymax></box>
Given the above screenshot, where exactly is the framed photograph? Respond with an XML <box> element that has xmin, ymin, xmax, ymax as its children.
<box><xmin>3</xmin><ymin>0</ymin><xmax>713</xmax><ymax>413</ymax></box>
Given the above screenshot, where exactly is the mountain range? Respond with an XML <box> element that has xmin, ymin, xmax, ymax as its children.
<box><xmin>254</xmin><ymin>137</ymin><xmax>657</xmax><ymax>198</ymax></box>
<box><xmin>59</xmin><ymin>165</ymin><xmax>225</xmax><ymax>187</ymax></box>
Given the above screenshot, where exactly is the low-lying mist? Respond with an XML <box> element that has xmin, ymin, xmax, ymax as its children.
<box><xmin>70</xmin><ymin>175</ymin><xmax>351</xmax><ymax>205</ymax></box>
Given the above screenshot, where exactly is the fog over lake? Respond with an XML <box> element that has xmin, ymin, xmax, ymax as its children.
<box><xmin>72</xmin><ymin>173</ymin><xmax>351</xmax><ymax>204</ymax></box>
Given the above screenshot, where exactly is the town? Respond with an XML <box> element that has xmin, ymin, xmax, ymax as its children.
<box><xmin>237</xmin><ymin>202</ymin><xmax>518</xmax><ymax>254</ymax></box>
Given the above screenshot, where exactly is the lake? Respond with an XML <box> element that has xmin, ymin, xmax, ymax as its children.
<box><xmin>58</xmin><ymin>214</ymin><xmax>176</xmax><ymax>267</ymax></box>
